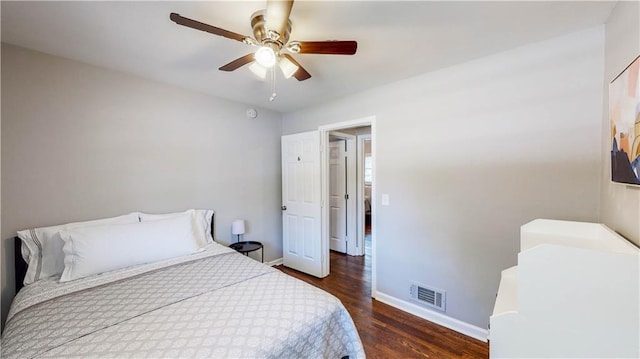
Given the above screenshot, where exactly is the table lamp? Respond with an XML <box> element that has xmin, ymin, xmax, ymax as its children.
<box><xmin>231</xmin><ymin>219</ymin><xmax>246</xmax><ymax>243</ymax></box>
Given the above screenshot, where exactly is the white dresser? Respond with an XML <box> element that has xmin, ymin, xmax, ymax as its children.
<box><xmin>490</xmin><ymin>219</ymin><xmax>639</xmax><ymax>358</ymax></box>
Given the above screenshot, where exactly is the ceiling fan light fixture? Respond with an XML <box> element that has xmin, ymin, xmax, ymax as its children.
<box><xmin>255</xmin><ymin>45</ymin><xmax>277</xmax><ymax>68</ymax></box>
<box><xmin>279</xmin><ymin>56</ymin><xmax>299</xmax><ymax>79</ymax></box>
<box><xmin>170</xmin><ymin>4</ymin><xmax>358</xmax><ymax>84</ymax></box>
<box><xmin>249</xmin><ymin>62</ymin><xmax>268</xmax><ymax>79</ymax></box>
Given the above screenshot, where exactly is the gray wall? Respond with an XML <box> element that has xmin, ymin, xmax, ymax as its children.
<box><xmin>282</xmin><ymin>27</ymin><xmax>604</xmax><ymax>329</ymax></box>
<box><xmin>600</xmin><ymin>1</ymin><xmax>640</xmax><ymax>246</ymax></box>
<box><xmin>1</xmin><ymin>44</ymin><xmax>283</xmax><ymax>326</ymax></box>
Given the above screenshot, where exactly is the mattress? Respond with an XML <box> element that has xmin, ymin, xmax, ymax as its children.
<box><xmin>1</xmin><ymin>243</ymin><xmax>365</xmax><ymax>358</ymax></box>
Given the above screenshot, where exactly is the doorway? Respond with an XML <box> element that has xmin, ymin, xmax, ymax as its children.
<box><xmin>320</xmin><ymin>117</ymin><xmax>376</xmax><ymax>296</ymax></box>
<box><xmin>328</xmin><ymin>132</ymin><xmax>356</xmax><ymax>254</ymax></box>
<box><xmin>280</xmin><ymin>117</ymin><xmax>376</xmax><ymax>294</ymax></box>
<box><xmin>328</xmin><ymin>129</ymin><xmax>371</xmax><ymax>256</ymax></box>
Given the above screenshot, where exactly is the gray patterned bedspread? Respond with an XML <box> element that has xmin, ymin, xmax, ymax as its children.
<box><xmin>1</xmin><ymin>245</ymin><xmax>365</xmax><ymax>358</ymax></box>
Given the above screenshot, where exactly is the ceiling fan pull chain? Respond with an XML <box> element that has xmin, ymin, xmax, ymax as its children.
<box><xmin>269</xmin><ymin>67</ymin><xmax>277</xmax><ymax>102</ymax></box>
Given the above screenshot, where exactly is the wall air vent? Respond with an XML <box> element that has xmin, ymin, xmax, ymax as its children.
<box><xmin>410</xmin><ymin>281</ymin><xmax>446</xmax><ymax>311</ymax></box>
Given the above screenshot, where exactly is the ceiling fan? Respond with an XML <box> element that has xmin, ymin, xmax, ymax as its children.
<box><xmin>170</xmin><ymin>0</ymin><xmax>357</xmax><ymax>82</ymax></box>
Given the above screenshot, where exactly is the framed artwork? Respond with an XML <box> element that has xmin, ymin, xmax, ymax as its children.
<box><xmin>609</xmin><ymin>55</ymin><xmax>640</xmax><ymax>186</ymax></box>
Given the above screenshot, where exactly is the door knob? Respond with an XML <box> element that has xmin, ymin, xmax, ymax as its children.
<box><xmin>281</xmin><ymin>206</ymin><xmax>287</xmax><ymax>211</ymax></box>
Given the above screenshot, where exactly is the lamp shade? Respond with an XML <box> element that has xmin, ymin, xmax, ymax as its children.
<box><xmin>249</xmin><ymin>62</ymin><xmax>267</xmax><ymax>79</ymax></box>
<box><xmin>255</xmin><ymin>46</ymin><xmax>276</xmax><ymax>68</ymax></box>
<box><xmin>231</xmin><ymin>219</ymin><xmax>246</xmax><ymax>235</ymax></box>
<box><xmin>279</xmin><ymin>56</ymin><xmax>299</xmax><ymax>79</ymax></box>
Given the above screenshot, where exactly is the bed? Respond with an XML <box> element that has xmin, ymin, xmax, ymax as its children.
<box><xmin>1</xmin><ymin>211</ymin><xmax>365</xmax><ymax>358</ymax></box>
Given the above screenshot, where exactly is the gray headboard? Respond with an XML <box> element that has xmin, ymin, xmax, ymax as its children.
<box><xmin>14</xmin><ymin>236</ymin><xmax>28</xmax><ymax>292</ymax></box>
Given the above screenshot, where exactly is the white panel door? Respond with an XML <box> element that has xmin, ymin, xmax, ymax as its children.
<box><xmin>329</xmin><ymin>140</ymin><xmax>347</xmax><ymax>253</ymax></box>
<box><xmin>281</xmin><ymin>131</ymin><xmax>324</xmax><ymax>277</ymax></box>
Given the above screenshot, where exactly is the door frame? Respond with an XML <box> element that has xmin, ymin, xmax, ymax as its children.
<box><xmin>356</xmin><ymin>134</ymin><xmax>372</xmax><ymax>256</ymax></box>
<box><xmin>319</xmin><ymin>116</ymin><xmax>376</xmax><ymax>295</ymax></box>
<box><xmin>328</xmin><ymin>131</ymin><xmax>357</xmax><ymax>255</ymax></box>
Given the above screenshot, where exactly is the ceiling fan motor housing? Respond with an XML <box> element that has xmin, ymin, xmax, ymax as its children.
<box><xmin>250</xmin><ymin>10</ymin><xmax>292</xmax><ymax>48</ymax></box>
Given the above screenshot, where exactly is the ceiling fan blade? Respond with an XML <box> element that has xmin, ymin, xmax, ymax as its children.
<box><xmin>282</xmin><ymin>54</ymin><xmax>311</xmax><ymax>81</ymax></box>
<box><xmin>219</xmin><ymin>54</ymin><xmax>255</xmax><ymax>71</ymax></box>
<box><xmin>170</xmin><ymin>13</ymin><xmax>247</xmax><ymax>43</ymax></box>
<box><xmin>295</xmin><ymin>41</ymin><xmax>357</xmax><ymax>55</ymax></box>
<box><xmin>266</xmin><ymin>0</ymin><xmax>294</xmax><ymax>38</ymax></box>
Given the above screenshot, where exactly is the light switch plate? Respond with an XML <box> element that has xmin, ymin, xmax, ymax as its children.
<box><xmin>381</xmin><ymin>194</ymin><xmax>390</xmax><ymax>206</ymax></box>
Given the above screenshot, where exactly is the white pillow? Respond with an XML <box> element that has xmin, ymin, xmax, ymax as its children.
<box><xmin>17</xmin><ymin>212</ymin><xmax>140</xmax><ymax>285</ymax></box>
<box><xmin>139</xmin><ymin>209</ymin><xmax>214</xmax><ymax>247</ymax></box>
<box><xmin>60</xmin><ymin>213</ymin><xmax>200</xmax><ymax>282</ymax></box>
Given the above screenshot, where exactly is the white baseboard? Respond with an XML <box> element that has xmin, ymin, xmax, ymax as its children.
<box><xmin>374</xmin><ymin>291</ymin><xmax>488</xmax><ymax>342</ymax></box>
<box><xmin>266</xmin><ymin>257</ymin><xmax>283</xmax><ymax>267</ymax></box>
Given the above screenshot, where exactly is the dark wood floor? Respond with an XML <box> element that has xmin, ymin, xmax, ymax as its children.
<box><xmin>275</xmin><ymin>239</ymin><xmax>489</xmax><ymax>358</ymax></box>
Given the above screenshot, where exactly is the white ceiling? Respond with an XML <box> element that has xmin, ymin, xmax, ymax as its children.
<box><xmin>1</xmin><ymin>1</ymin><xmax>615</xmax><ymax>113</ymax></box>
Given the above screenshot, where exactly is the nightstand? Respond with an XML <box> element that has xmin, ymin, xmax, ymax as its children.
<box><xmin>229</xmin><ymin>241</ymin><xmax>263</xmax><ymax>263</ymax></box>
